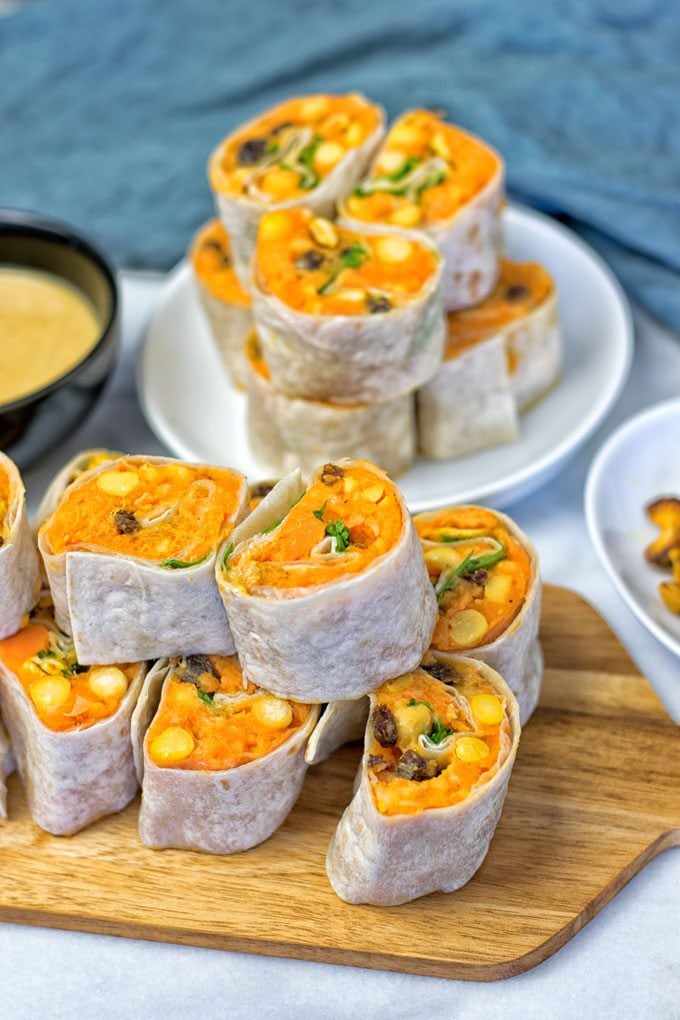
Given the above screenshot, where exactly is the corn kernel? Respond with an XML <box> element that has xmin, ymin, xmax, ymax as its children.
<box><xmin>300</xmin><ymin>96</ymin><xmax>329</xmax><ymax>120</ymax></box>
<box><xmin>344</xmin><ymin>122</ymin><xmax>364</xmax><ymax>147</ymax></box>
<box><xmin>308</xmin><ymin>217</ymin><xmax>338</xmax><ymax>249</ymax></box>
<box><xmin>483</xmin><ymin>573</ymin><xmax>512</xmax><ymax>604</ymax></box>
<box><xmin>150</xmin><ymin>726</ymin><xmax>195</xmax><ymax>765</ymax></box>
<box><xmin>259</xmin><ymin>211</ymin><xmax>292</xmax><ymax>242</ymax></box>
<box><xmin>470</xmin><ymin>693</ymin><xmax>504</xmax><ymax>727</ymax></box>
<box><xmin>424</xmin><ymin>546</ymin><xmax>465</xmax><ymax>573</ymax></box>
<box><xmin>314</xmin><ymin>140</ymin><xmax>345</xmax><ymax>173</ymax></box>
<box><xmin>96</xmin><ymin>470</ymin><xmax>139</xmax><ymax>497</ymax></box>
<box><xmin>390</xmin><ymin>204</ymin><xmax>421</xmax><ymax>228</ymax></box>
<box><xmin>396</xmin><ymin>703</ymin><xmax>431</xmax><ymax>747</ymax></box>
<box><xmin>430</xmin><ymin>132</ymin><xmax>451</xmax><ymax>160</ymax></box>
<box><xmin>362</xmin><ymin>485</ymin><xmax>385</xmax><ymax>503</ymax></box>
<box><xmin>376</xmin><ymin>150</ymin><xmax>408</xmax><ymax>175</ymax></box>
<box><xmin>448</xmin><ymin>609</ymin><xmax>489</xmax><ymax>648</ymax></box>
<box><xmin>252</xmin><ymin>695</ymin><xmax>293</xmax><ymax>729</ymax></box>
<box><xmin>30</xmin><ymin>676</ymin><xmax>71</xmax><ymax>714</ymax></box>
<box><xmin>88</xmin><ymin>666</ymin><xmax>128</xmax><ymax>701</ymax></box>
<box><xmin>334</xmin><ymin>288</ymin><xmax>366</xmax><ymax>303</ymax></box>
<box><xmin>375</xmin><ymin>236</ymin><xmax>413</xmax><ymax>264</ymax></box>
<box><xmin>259</xmin><ymin>167</ymin><xmax>300</xmax><ymax>200</ymax></box>
<box><xmin>455</xmin><ymin>736</ymin><xmax>490</xmax><ymax>763</ymax></box>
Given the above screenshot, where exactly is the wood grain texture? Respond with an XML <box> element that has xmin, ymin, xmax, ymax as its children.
<box><xmin>0</xmin><ymin>585</ymin><xmax>678</xmax><ymax>981</ymax></box>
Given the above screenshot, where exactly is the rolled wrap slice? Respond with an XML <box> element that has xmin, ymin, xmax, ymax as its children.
<box><xmin>0</xmin><ymin>608</ymin><xmax>146</xmax><ymax>834</ymax></box>
<box><xmin>245</xmin><ymin>331</ymin><xmax>416</xmax><ymax>478</ymax></box>
<box><xmin>190</xmin><ymin>219</ymin><xmax>253</xmax><ymax>390</ymax></box>
<box><xmin>217</xmin><ymin>460</ymin><xmax>437</xmax><ymax>702</ymax></box>
<box><xmin>0</xmin><ymin>717</ymin><xmax>13</xmax><ymax>818</ymax></box>
<box><xmin>33</xmin><ymin>448</ymin><xmax>123</xmax><ymax>531</ymax></box>
<box><xmin>416</xmin><ymin>323</ymin><xmax>519</xmax><ymax>460</ymax></box>
<box><xmin>340</xmin><ymin>109</ymin><xmax>504</xmax><ymax>312</ymax></box>
<box><xmin>251</xmin><ymin>207</ymin><xmax>445</xmax><ymax>403</ymax></box>
<box><xmin>38</xmin><ymin>456</ymin><xmax>248</xmax><ymax>663</ymax></box>
<box><xmin>326</xmin><ymin>659</ymin><xmax>520</xmax><ymax>905</ymax></box>
<box><xmin>0</xmin><ymin>452</ymin><xmax>41</xmax><ymax>640</ymax></box>
<box><xmin>305</xmin><ymin>697</ymin><xmax>369</xmax><ymax>765</ymax></box>
<box><xmin>414</xmin><ymin>505</ymin><xmax>542</xmax><ymax>724</ymax></box>
<box><xmin>132</xmin><ymin>654</ymin><xmax>319</xmax><ymax>853</ymax></box>
<box><xmin>209</xmin><ymin>92</ymin><xmax>385</xmax><ymax>288</ymax></box>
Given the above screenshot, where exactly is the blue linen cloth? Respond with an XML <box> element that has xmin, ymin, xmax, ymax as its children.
<box><xmin>1</xmin><ymin>0</ymin><xmax>679</xmax><ymax>330</ymax></box>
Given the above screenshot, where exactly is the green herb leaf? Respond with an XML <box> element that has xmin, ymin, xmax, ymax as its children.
<box><xmin>414</xmin><ymin>169</ymin><xmax>446</xmax><ymax>202</ymax></box>
<box><xmin>265</xmin><ymin>141</ymin><xmax>280</xmax><ymax>155</ymax></box>
<box><xmin>353</xmin><ymin>157</ymin><xmax>420</xmax><ymax>197</ymax></box>
<box><xmin>434</xmin><ymin>544</ymin><xmax>506</xmax><ymax>602</ymax></box>
<box><xmin>312</xmin><ymin>500</ymin><xmax>328</xmax><ymax>522</ymax></box>
<box><xmin>317</xmin><ymin>243</ymin><xmax>369</xmax><ymax>295</ymax></box>
<box><xmin>160</xmin><ymin>553</ymin><xmax>210</xmax><ymax>569</ymax></box>
<box><xmin>408</xmin><ymin>698</ymin><xmax>434</xmax><ymax>710</ymax></box>
<box><xmin>263</xmin><ymin>517</ymin><xmax>283</xmax><ymax>535</ymax></box>
<box><xmin>222</xmin><ymin>542</ymin><xmax>234</xmax><ymax>568</ymax></box>
<box><xmin>296</xmin><ymin>135</ymin><xmax>322</xmax><ymax>190</ymax></box>
<box><xmin>428</xmin><ymin>718</ymin><xmax>453</xmax><ymax>744</ymax></box>
<box><xmin>196</xmin><ymin>689</ymin><xmax>214</xmax><ymax>706</ymax></box>
<box><xmin>388</xmin><ymin>156</ymin><xmax>421</xmax><ymax>182</ymax></box>
<box><xmin>325</xmin><ymin>520</ymin><xmax>350</xmax><ymax>553</ymax></box>
<box><xmin>36</xmin><ymin>649</ymin><xmax>50</xmax><ymax>659</ymax></box>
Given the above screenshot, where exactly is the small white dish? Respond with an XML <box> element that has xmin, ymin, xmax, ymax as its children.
<box><xmin>139</xmin><ymin>204</ymin><xmax>632</xmax><ymax>512</ymax></box>
<box><xmin>585</xmin><ymin>397</ymin><xmax>680</xmax><ymax>658</ymax></box>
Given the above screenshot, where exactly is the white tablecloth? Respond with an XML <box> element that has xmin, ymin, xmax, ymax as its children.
<box><xmin>1</xmin><ymin>273</ymin><xmax>678</xmax><ymax>1019</ymax></box>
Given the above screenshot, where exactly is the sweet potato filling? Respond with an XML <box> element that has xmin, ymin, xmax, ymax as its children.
<box><xmin>343</xmin><ymin>109</ymin><xmax>500</xmax><ymax>229</ymax></box>
<box><xmin>210</xmin><ymin>93</ymin><xmax>382</xmax><ymax>202</ymax></box>
<box><xmin>255</xmin><ymin>206</ymin><xmax>439</xmax><ymax>317</ymax></box>
<box><xmin>41</xmin><ymin>459</ymin><xmax>244</xmax><ymax>565</ymax></box>
<box><xmin>367</xmin><ymin>662</ymin><xmax>510</xmax><ymax>815</ymax></box>
<box><xmin>0</xmin><ymin>619</ymin><xmax>136</xmax><ymax>732</ymax></box>
<box><xmin>190</xmin><ymin>220</ymin><xmax>251</xmax><ymax>307</ymax></box>
<box><xmin>226</xmin><ymin>461</ymin><xmax>403</xmax><ymax>593</ymax></box>
<box><xmin>414</xmin><ymin>507</ymin><xmax>531</xmax><ymax>651</ymax></box>
<box><xmin>644</xmin><ymin>496</ymin><xmax>680</xmax><ymax>615</ymax></box>
<box><xmin>146</xmin><ymin>654</ymin><xmax>311</xmax><ymax>770</ymax></box>
<box><xmin>0</xmin><ymin>464</ymin><xmax>10</xmax><ymax>541</ymax></box>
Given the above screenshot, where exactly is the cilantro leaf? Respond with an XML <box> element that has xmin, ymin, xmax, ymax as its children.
<box><xmin>160</xmin><ymin>553</ymin><xmax>209</xmax><ymax>569</ymax></box>
<box><xmin>325</xmin><ymin>520</ymin><xmax>350</xmax><ymax>553</ymax></box>
<box><xmin>196</xmin><ymin>689</ymin><xmax>214</xmax><ymax>706</ymax></box>
<box><xmin>428</xmin><ymin>718</ymin><xmax>453</xmax><ymax>744</ymax></box>
<box><xmin>296</xmin><ymin>135</ymin><xmax>323</xmax><ymax>190</ymax></box>
<box><xmin>312</xmin><ymin>500</ymin><xmax>328</xmax><ymax>522</ymax></box>
<box><xmin>222</xmin><ymin>542</ymin><xmax>234</xmax><ymax>568</ymax></box>
<box><xmin>408</xmin><ymin>698</ymin><xmax>434</xmax><ymax>710</ymax></box>
<box><xmin>317</xmin><ymin>243</ymin><xmax>369</xmax><ymax>295</ymax></box>
<box><xmin>434</xmin><ymin>544</ymin><xmax>506</xmax><ymax>602</ymax></box>
<box><xmin>263</xmin><ymin>517</ymin><xmax>283</xmax><ymax>534</ymax></box>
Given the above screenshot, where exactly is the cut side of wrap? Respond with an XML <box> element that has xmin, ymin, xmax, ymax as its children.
<box><xmin>414</xmin><ymin>505</ymin><xmax>542</xmax><ymax>724</ymax></box>
<box><xmin>416</xmin><ymin>330</ymin><xmax>519</xmax><ymax>460</ymax></box>
<box><xmin>0</xmin><ymin>452</ymin><xmax>41</xmax><ymax>640</ymax></box>
<box><xmin>245</xmin><ymin>331</ymin><xmax>416</xmax><ymax>478</ymax></box>
<box><xmin>0</xmin><ymin>716</ymin><xmax>13</xmax><ymax>819</ymax></box>
<box><xmin>326</xmin><ymin>660</ymin><xmax>520</xmax><ymax>905</ymax></box>
<box><xmin>38</xmin><ymin>456</ymin><xmax>248</xmax><ymax>663</ymax></box>
<box><xmin>190</xmin><ymin>219</ymin><xmax>253</xmax><ymax>390</ymax></box>
<box><xmin>218</xmin><ymin>459</ymin><xmax>437</xmax><ymax>702</ymax></box>
<box><xmin>340</xmin><ymin>110</ymin><xmax>504</xmax><ymax>312</ymax></box>
<box><xmin>132</xmin><ymin>654</ymin><xmax>319</xmax><ymax>853</ymax></box>
<box><xmin>0</xmin><ymin>608</ymin><xmax>146</xmax><ymax>835</ymax></box>
<box><xmin>32</xmin><ymin>448</ymin><xmax>123</xmax><ymax>532</ymax></box>
<box><xmin>251</xmin><ymin>208</ymin><xmax>445</xmax><ymax>404</ymax></box>
<box><xmin>208</xmin><ymin>92</ymin><xmax>385</xmax><ymax>288</ymax></box>
<box><xmin>305</xmin><ymin>697</ymin><xmax>369</xmax><ymax>765</ymax></box>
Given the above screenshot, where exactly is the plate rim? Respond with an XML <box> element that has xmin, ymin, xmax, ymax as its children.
<box><xmin>138</xmin><ymin>203</ymin><xmax>634</xmax><ymax>509</ymax></box>
<box><xmin>584</xmin><ymin>395</ymin><xmax>680</xmax><ymax>658</ymax></box>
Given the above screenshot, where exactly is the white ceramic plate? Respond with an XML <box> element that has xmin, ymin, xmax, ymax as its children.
<box><xmin>585</xmin><ymin>397</ymin><xmax>680</xmax><ymax>658</ymax></box>
<box><xmin>139</xmin><ymin>205</ymin><xmax>632</xmax><ymax>511</ymax></box>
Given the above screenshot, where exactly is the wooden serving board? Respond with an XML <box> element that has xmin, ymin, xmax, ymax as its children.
<box><xmin>0</xmin><ymin>585</ymin><xmax>678</xmax><ymax>981</ymax></box>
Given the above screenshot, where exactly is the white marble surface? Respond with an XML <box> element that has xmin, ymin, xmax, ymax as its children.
<box><xmin>1</xmin><ymin>272</ymin><xmax>678</xmax><ymax>1019</ymax></box>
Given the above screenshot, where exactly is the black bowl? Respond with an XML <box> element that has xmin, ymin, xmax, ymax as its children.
<box><xmin>0</xmin><ymin>209</ymin><xmax>119</xmax><ymax>469</ymax></box>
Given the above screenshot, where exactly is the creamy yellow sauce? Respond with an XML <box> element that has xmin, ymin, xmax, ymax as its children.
<box><xmin>0</xmin><ymin>266</ymin><xmax>101</xmax><ymax>405</ymax></box>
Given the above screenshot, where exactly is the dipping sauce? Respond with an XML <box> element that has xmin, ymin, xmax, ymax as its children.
<box><xmin>0</xmin><ymin>266</ymin><xmax>101</xmax><ymax>405</ymax></box>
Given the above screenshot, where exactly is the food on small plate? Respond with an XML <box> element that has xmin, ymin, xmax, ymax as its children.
<box><xmin>251</xmin><ymin>207</ymin><xmax>445</xmax><ymax>403</ymax></box>
<box><xmin>208</xmin><ymin>92</ymin><xmax>385</xmax><ymax>286</ymax></box>
<box><xmin>0</xmin><ymin>717</ymin><xmax>13</xmax><ymax>818</ymax></box>
<box><xmin>217</xmin><ymin>461</ymin><xmax>437</xmax><ymax>702</ymax></box>
<box><xmin>33</xmin><ymin>448</ymin><xmax>123</xmax><ymax>531</ymax></box>
<box><xmin>326</xmin><ymin>659</ymin><xmax>519</xmax><ymax>905</ymax></box>
<box><xmin>0</xmin><ymin>452</ymin><xmax>41</xmax><ymax>641</ymax></box>
<box><xmin>0</xmin><ymin>603</ymin><xmax>146</xmax><ymax>834</ymax></box>
<box><xmin>644</xmin><ymin>496</ymin><xmax>680</xmax><ymax>614</ymax></box>
<box><xmin>340</xmin><ymin>109</ymin><xmax>504</xmax><ymax>312</ymax></box>
<box><xmin>244</xmin><ymin>331</ymin><xmax>416</xmax><ymax>478</ymax></box>
<box><xmin>189</xmin><ymin>219</ymin><xmax>252</xmax><ymax>389</ymax></box>
<box><xmin>38</xmin><ymin>456</ymin><xmax>248</xmax><ymax>663</ymax></box>
<box><xmin>417</xmin><ymin>324</ymin><xmax>519</xmax><ymax>460</ymax></box>
<box><xmin>414</xmin><ymin>506</ymin><xmax>542</xmax><ymax>724</ymax></box>
<box><xmin>132</xmin><ymin>654</ymin><xmax>319</xmax><ymax>853</ymax></box>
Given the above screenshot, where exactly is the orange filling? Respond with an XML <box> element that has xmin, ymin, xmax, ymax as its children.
<box><xmin>343</xmin><ymin>109</ymin><xmax>500</xmax><ymax>229</ymax></box>
<box><xmin>445</xmin><ymin>259</ymin><xmax>554</xmax><ymax>359</ymax></box>
<box><xmin>146</xmin><ymin>654</ymin><xmax>311</xmax><ymax>771</ymax></box>
<box><xmin>210</xmin><ymin>93</ymin><xmax>381</xmax><ymax>202</ymax></box>
<box><xmin>0</xmin><ymin>621</ymin><xmax>136</xmax><ymax>732</ymax></box>
<box><xmin>190</xmin><ymin>220</ymin><xmax>251</xmax><ymax>307</ymax></box>
<box><xmin>227</xmin><ymin>461</ymin><xmax>403</xmax><ymax>593</ymax></box>
<box><xmin>0</xmin><ymin>464</ymin><xmax>10</xmax><ymax>540</ymax></box>
<box><xmin>414</xmin><ymin>507</ymin><xmax>531</xmax><ymax>651</ymax></box>
<box><xmin>41</xmin><ymin>458</ymin><xmax>244</xmax><ymax>565</ymax></box>
<box><xmin>255</xmin><ymin>206</ymin><xmax>438</xmax><ymax>317</ymax></box>
<box><xmin>368</xmin><ymin>663</ymin><xmax>509</xmax><ymax>815</ymax></box>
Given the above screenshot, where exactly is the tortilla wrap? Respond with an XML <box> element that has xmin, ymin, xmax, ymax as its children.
<box><xmin>326</xmin><ymin>660</ymin><xmax>520</xmax><ymax>905</ymax></box>
<box><xmin>508</xmin><ymin>290</ymin><xmax>562</xmax><ymax>410</ymax></box>
<box><xmin>305</xmin><ymin>697</ymin><xmax>369</xmax><ymax>765</ymax></box>
<box><xmin>32</xmin><ymin>449</ymin><xmax>123</xmax><ymax>532</ymax></box>
<box><xmin>416</xmin><ymin>333</ymin><xmax>519</xmax><ymax>459</ymax></box>
<box><xmin>217</xmin><ymin>460</ymin><xmax>438</xmax><ymax>702</ymax></box>
<box><xmin>0</xmin><ymin>717</ymin><xmax>13</xmax><ymax>819</ymax></box>
<box><xmin>38</xmin><ymin>456</ymin><xmax>248</xmax><ymax>663</ymax></box>
<box><xmin>0</xmin><ymin>452</ymin><xmax>41</xmax><ymax>641</ymax></box>
<box><xmin>132</xmin><ymin>659</ymin><xmax>320</xmax><ymax>853</ymax></box>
